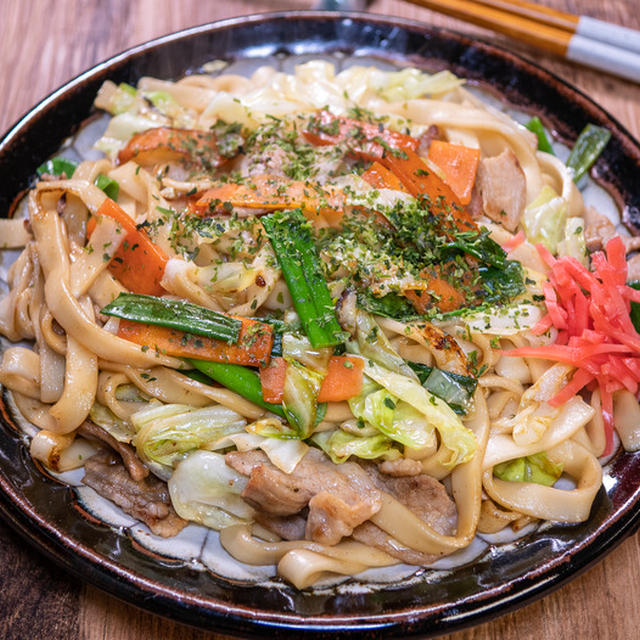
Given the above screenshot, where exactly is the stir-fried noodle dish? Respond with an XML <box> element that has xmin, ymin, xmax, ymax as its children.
<box><xmin>2</xmin><ymin>61</ymin><xmax>638</xmax><ymax>589</ymax></box>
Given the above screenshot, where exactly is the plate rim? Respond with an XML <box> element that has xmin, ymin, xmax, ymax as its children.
<box><xmin>1</xmin><ymin>10</ymin><xmax>640</xmax><ymax>638</ymax></box>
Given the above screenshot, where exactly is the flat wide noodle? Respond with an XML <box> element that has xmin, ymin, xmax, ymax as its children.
<box><xmin>483</xmin><ymin>440</ymin><xmax>602</xmax><ymax>522</ymax></box>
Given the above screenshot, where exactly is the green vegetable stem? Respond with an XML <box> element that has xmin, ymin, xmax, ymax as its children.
<box><xmin>101</xmin><ymin>293</ymin><xmax>242</xmax><ymax>344</ymax></box>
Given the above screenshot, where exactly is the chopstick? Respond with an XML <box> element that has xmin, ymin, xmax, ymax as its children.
<box><xmin>475</xmin><ymin>0</ymin><xmax>640</xmax><ymax>54</ymax></box>
<box><xmin>407</xmin><ymin>0</ymin><xmax>640</xmax><ymax>83</ymax></box>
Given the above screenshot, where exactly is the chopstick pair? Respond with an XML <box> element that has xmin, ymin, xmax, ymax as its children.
<box><xmin>408</xmin><ymin>0</ymin><xmax>640</xmax><ymax>83</ymax></box>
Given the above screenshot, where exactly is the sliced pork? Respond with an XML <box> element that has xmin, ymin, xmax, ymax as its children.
<box><xmin>225</xmin><ymin>448</ymin><xmax>381</xmax><ymax>546</ymax></box>
<box><xmin>476</xmin><ymin>149</ymin><xmax>526</xmax><ymax>232</ymax></box>
<box><xmin>352</xmin><ymin>467</ymin><xmax>457</xmax><ymax>565</ymax></box>
<box><xmin>79</xmin><ymin>421</ymin><xmax>148</xmax><ymax>481</ymax></box>
<box><xmin>83</xmin><ymin>450</ymin><xmax>186</xmax><ymax>537</ymax></box>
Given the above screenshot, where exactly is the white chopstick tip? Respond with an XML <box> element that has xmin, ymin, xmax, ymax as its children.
<box><xmin>568</xmin><ymin>34</ymin><xmax>640</xmax><ymax>84</ymax></box>
<box><xmin>577</xmin><ymin>16</ymin><xmax>640</xmax><ymax>56</ymax></box>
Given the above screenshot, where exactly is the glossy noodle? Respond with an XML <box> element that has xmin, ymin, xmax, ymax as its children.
<box><xmin>2</xmin><ymin>60</ymin><xmax>637</xmax><ymax>588</ymax></box>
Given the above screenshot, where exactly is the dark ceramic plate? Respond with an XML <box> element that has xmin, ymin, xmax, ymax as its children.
<box><xmin>1</xmin><ymin>11</ymin><xmax>640</xmax><ymax>638</ymax></box>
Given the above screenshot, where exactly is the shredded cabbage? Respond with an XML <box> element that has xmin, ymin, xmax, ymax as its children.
<box><xmin>460</xmin><ymin>302</ymin><xmax>544</xmax><ymax>336</ymax></box>
<box><xmin>362</xmin><ymin>362</ymin><xmax>477</xmax><ymax>468</ymax></box>
<box><xmin>522</xmin><ymin>185</ymin><xmax>568</xmax><ymax>253</ymax></box>
<box><xmin>349</xmin><ymin>388</ymin><xmax>436</xmax><ymax>450</ymax></box>
<box><xmin>89</xmin><ymin>403</ymin><xmax>136</xmax><ymax>443</ymax></box>
<box><xmin>312</xmin><ymin>429</ymin><xmax>400</xmax><ymax>464</ymax></box>
<box><xmin>94</xmin><ymin>112</ymin><xmax>164</xmax><ymax>156</ymax></box>
<box><xmin>131</xmin><ymin>403</ymin><xmax>246</xmax><ymax>467</ymax></box>
<box><xmin>376</xmin><ymin>68</ymin><xmax>465</xmax><ymax>101</ymax></box>
<box><xmin>557</xmin><ymin>216</ymin><xmax>588</xmax><ymax>266</ymax></box>
<box><xmin>168</xmin><ymin>450</ymin><xmax>254</xmax><ymax>530</ymax></box>
<box><xmin>494</xmin><ymin>451</ymin><xmax>563</xmax><ymax>486</ymax></box>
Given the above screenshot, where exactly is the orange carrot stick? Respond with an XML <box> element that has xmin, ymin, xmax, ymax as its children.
<box><xmin>87</xmin><ymin>198</ymin><xmax>168</xmax><ymax>296</ymax></box>
<box><xmin>117</xmin><ymin>127</ymin><xmax>229</xmax><ymax>167</ymax></box>
<box><xmin>427</xmin><ymin>140</ymin><xmax>481</xmax><ymax>206</ymax></box>
<box><xmin>317</xmin><ymin>356</ymin><xmax>364</xmax><ymax>403</ymax></box>
<box><xmin>303</xmin><ymin>111</ymin><xmax>418</xmax><ymax>162</ymax></box>
<box><xmin>191</xmin><ymin>174</ymin><xmax>345</xmax><ymax>225</ymax></box>
<box><xmin>381</xmin><ymin>149</ymin><xmax>478</xmax><ymax>235</ymax></box>
<box><xmin>117</xmin><ymin>316</ymin><xmax>273</xmax><ymax>367</ymax></box>
<box><xmin>404</xmin><ymin>265</ymin><xmax>479</xmax><ymax>314</ymax></box>
<box><xmin>361</xmin><ymin>161</ymin><xmax>409</xmax><ymax>193</ymax></box>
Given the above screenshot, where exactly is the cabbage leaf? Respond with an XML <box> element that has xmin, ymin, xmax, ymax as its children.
<box><xmin>493</xmin><ymin>451</ymin><xmax>563</xmax><ymax>486</ymax></box>
<box><xmin>131</xmin><ymin>403</ymin><xmax>246</xmax><ymax>467</ymax></box>
<box><xmin>522</xmin><ymin>185</ymin><xmax>568</xmax><ymax>253</ymax></box>
<box><xmin>362</xmin><ymin>361</ymin><xmax>477</xmax><ymax>468</ymax></box>
<box><xmin>168</xmin><ymin>450</ymin><xmax>254</xmax><ymax>530</ymax></box>
<box><xmin>312</xmin><ymin>429</ymin><xmax>400</xmax><ymax>464</ymax></box>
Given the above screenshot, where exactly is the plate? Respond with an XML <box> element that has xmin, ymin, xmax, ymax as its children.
<box><xmin>1</xmin><ymin>11</ymin><xmax>640</xmax><ymax>638</ymax></box>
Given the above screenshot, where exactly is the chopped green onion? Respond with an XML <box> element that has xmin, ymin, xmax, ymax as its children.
<box><xmin>525</xmin><ymin>116</ymin><xmax>554</xmax><ymax>155</ymax></box>
<box><xmin>101</xmin><ymin>293</ymin><xmax>241</xmax><ymax>344</ymax></box>
<box><xmin>262</xmin><ymin>209</ymin><xmax>345</xmax><ymax>348</ymax></box>
<box><xmin>36</xmin><ymin>156</ymin><xmax>78</xmax><ymax>179</ymax></box>
<box><xmin>566</xmin><ymin>124</ymin><xmax>611</xmax><ymax>182</ymax></box>
<box><xmin>186</xmin><ymin>359</ymin><xmax>285</xmax><ymax>418</ymax></box>
<box><xmin>95</xmin><ymin>174</ymin><xmax>120</xmax><ymax>201</ymax></box>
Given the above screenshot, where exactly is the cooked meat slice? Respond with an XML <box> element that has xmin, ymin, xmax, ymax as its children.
<box><xmin>627</xmin><ymin>254</ymin><xmax>640</xmax><ymax>282</ymax></box>
<box><xmin>583</xmin><ymin>206</ymin><xmax>640</xmax><ymax>253</ymax></box>
<box><xmin>254</xmin><ymin>512</ymin><xmax>307</xmax><ymax>541</ymax></box>
<box><xmin>370</xmin><ymin>469</ymin><xmax>457</xmax><ymax>535</ymax></box>
<box><xmin>225</xmin><ymin>449</ymin><xmax>267</xmax><ymax>476</ymax></box>
<box><xmin>307</xmin><ymin>489</ymin><xmax>379</xmax><ymax>545</ymax></box>
<box><xmin>584</xmin><ymin>206</ymin><xmax>616</xmax><ymax>252</ymax></box>
<box><xmin>83</xmin><ymin>450</ymin><xmax>186</xmax><ymax>537</ymax></box>
<box><xmin>466</xmin><ymin>182</ymin><xmax>483</xmax><ymax>219</ymax></box>
<box><xmin>79</xmin><ymin>421</ymin><xmax>148</xmax><ymax>481</ymax></box>
<box><xmin>241</xmin><ymin>461</ymin><xmax>313</xmax><ymax>515</ymax></box>
<box><xmin>417</xmin><ymin>125</ymin><xmax>443</xmax><ymax>156</ymax></box>
<box><xmin>226</xmin><ymin>448</ymin><xmax>381</xmax><ymax>545</ymax></box>
<box><xmin>352</xmin><ymin>522</ymin><xmax>439</xmax><ymax>565</ymax></box>
<box><xmin>476</xmin><ymin>149</ymin><xmax>526</xmax><ymax>232</ymax></box>
<box><xmin>352</xmin><ymin>466</ymin><xmax>457</xmax><ymax>565</ymax></box>
<box><xmin>378</xmin><ymin>457</ymin><xmax>422</xmax><ymax>477</ymax></box>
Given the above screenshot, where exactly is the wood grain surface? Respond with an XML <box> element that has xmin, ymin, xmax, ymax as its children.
<box><xmin>1</xmin><ymin>1</ymin><xmax>640</xmax><ymax>639</ymax></box>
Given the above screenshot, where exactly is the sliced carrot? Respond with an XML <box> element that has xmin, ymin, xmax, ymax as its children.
<box><xmin>404</xmin><ymin>278</ymin><xmax>466</xmax><ymax>314</ymax></box>
<box><xmin>427</xmin><ymin>140</ymin><xmax>481</xmax><ymax>206</ymax></box>
<box><xmin>303</xmin><ymin>111</ymin><xmax>418</xmax><ymax>162</ymax></box>
<box><xmin>317</xmin><ymin>356</ymin><xmax>364</xmax><ymax>403</ymax></box>
<box><xmin>403</xmin><ymin>264</ymin><xmax>476</xmax><ymax>314</ymax></box>
<box><xmin>117</xmin><ymin>127</ymin><xmax>229</xmax><ymax>168</ymax></box>
<box><xmin>260</xmin><ymin>356</ymin><xmax>287</xmax><ymax>404</ymax></box>
<box><xmin>361</xmin><ymin>161</ymin><xmax>409</xmax><ymax>193</ymax></box>
<box><xmin>88</xmin><ymin>198</ymin><xmax>167</xmax><ymax>296</ymax></box>
<box><xmin>118</xmin><ymin>316</ymin><xmax>273</xmax><ymax>367</ymax></box>
<box><xmin>381</xmin><ymin>149</ymin><xmax>478</xmax><ymax>236</ymax></box>
<box><xmin>191</xmin><ymin>174</ymin><xmax>345</xmax><ymax>226</ymax></box>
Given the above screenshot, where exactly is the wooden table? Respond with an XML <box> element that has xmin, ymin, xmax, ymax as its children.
<box><xmin>1</xmin><ymin>1</ymin><xmax>639</xmax><ymax>638</ymax></box>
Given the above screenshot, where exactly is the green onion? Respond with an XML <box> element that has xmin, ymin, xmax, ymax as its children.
<box><xmin>186</xmin><ymin>359</ymin><xmax>285</xmax><ymax>417</ymax></box>
<box><xmin>525</xmin><ymin>116</ymin><xmax>554</xmax><ymax>155</ymax></box>
<box><xmin>261</xmin><ymin>209</ymin><xmax>345</xmax><ymax>348</ymax></box>
<box><xmin>95</xmin><ymin>174</ymin><xmax>120</xmax><ymax>201</ymax></box>
<box><xmin>407</xmin><ymin>362</ymin><xmax>477</xmax><ymax>414</ymax></box>
<box><xmin>566</xmin><ymin>124</ymin><xmax>611</xmax><ymax>182</ymax></box>
<box><xmin>36</xmin><ymin>156</ymin><xmax>78</xmax><ymax>179</ymax></box>
<box><xmin>101</xmin><ymin>293</ymin><xmax>241</xmax><ymax>344</ymax></box>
